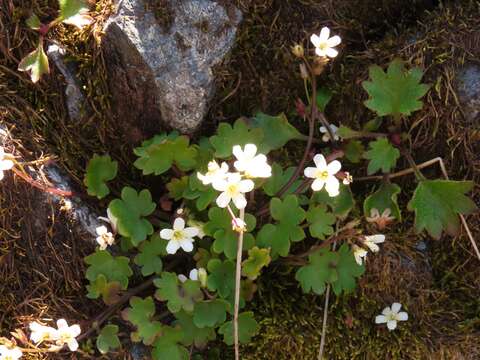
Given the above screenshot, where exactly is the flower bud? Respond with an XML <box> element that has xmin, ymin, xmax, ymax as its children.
<box><xmin>198</xmin><ymin>267</ymin><xmax>208</xmax><ymax>288</ymax></box>
<box><xmin>291</xmin><ymin>44</ymin><xmax>304</xmax><ymax>58</ymax></box>
<box><xmin>299</xmin><ymin>63</ymin><xmax>308</xmax><ymax>79</ymax></box>
<box><xmin>232</xmin><ymin>218</ymin><xmax>247</xmax><ymax>233</ymax></box>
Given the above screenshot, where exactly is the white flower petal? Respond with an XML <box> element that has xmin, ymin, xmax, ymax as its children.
<box><xmin>70</xmin><ymin>324</ymin><xmax>81</xmax><ymax>337</ymax></box>
<box><xmin>179</xmin><ymin>238</ymin><xmax>194</xmax><ymax>252</ymax></box>
<box><xmin>0</xmin><ymin>159</ymin><xmax>14</xmax><ymax>170</ymax></box>
<box><xmin>67</xmin><ymin>338</ymin><xmax>79</xmax><ymax>351</ymax></box>
<box><xmin>319</xmin><ymin>27</ymin><xmax>330</xmax><ymax>42</ymax></box>
<box><xmin>96</xmin><ymin>225</ymin><xmax>107</xmax><ymax>236</ymax></box>
<box><xmin>57</xmin><ymin>319</ymin><xmax>68</xmax><ymax>330</ymax></box>
<box><xmin>232</xmin><ymin>194</ymin><xmax>247</xmax><ymax>210</ymax></box>
<box><xmin>365</xmin><ymin>242</ymin><xmax>380</xmax><ymax>253</ymax></box>
<box><xmin>327</xmin><ymin>35</ymin><xmax>341</xmax><ymax>47</ymax></box>
<box><xmin>178</xmin><ymin>274</ymin><xmax>188</xmax><ymax>283</ymax></box>
<box><xmin>238</xmin><ymin>179</ymin><xmax>254</xmax><ymax>193</ymax></box>
<box><xmin>397</xmin><ymin>312</ymin><xmax>408</xmax><ymax>321</ymax></box>
<box><xmin>166</xmin><ymin>240</ymin><xmax>180</xmax><ymax>254</ymax></box>
<box><xmin>375</xmin><ymin>315</ymin><xmax>387</xmax><ymax>324</ymax></box>
<box><xmin>382</xmin><ymin>307</ymin><xmax>392</xmax><ymax>316</ymax></box>
<box><xmin>232</xmin><ymin>145</ymin><xmax>244</xmax><ymax>161</ymax></box>
<box><xmin>173</xmin><ymin>217</ymin><xmax>185</xmax><ymax>230</ymax></box>
<box><xmin>366</xmin><ymin>234</ymin><xmax>385</xmax><ymax>244</ymax></box>
<box><xmin>183</xmin><ymin>227</ymin><xmax>199</xmax><ymax>238</ymax></box>
<box><xmin>310</xmin><ymin>34</ymin><xmax>321</xmax><ymax>48</ymax></box>
<box><xmin>313</xmin><ymin>154</ymin><xmax>327</xmax><ymax>169</ymax></box>
<box><xmin>325</xmin><ymin>47</ymin><xmax>339</xmax><ymax>58</ymax></box>
<box><xmin>244</xmin><ymin>144</ymin><xmax>257</xmax><ymax>158</ymax></box>
<box><xmin>391</xmin><ymin>302</ymin><xmax>402</xmax><ymax>314</ymax></box>
<box><xmin>189</xmin><ymin>269</ymin><xmax>198</xmax><ymax>281</ymax></box>
<box><xmin>216</xmin><ymin>192</ymin><xmax>231</xmax><ymax>208</ymax></box>
<box><xmin>387</xmin><ymin>320</ymin><xmax>397</xmax><ymax>331</ymax></box>
<box><xmin>160</xmin><ymin>228</ymin><xmax>174</xmax><ymax>240</ymax></box>
<box><xmin>311</xmin><ymin>178</ymin><xmax>325</xmax><ymax>191</ymax></box>
<box><xmin>212</xmin><ymin>178</ymin><xmax>228</xmax><ymax>191</ymax></box>
<box><xmin>0</xmin><ymin>171</ymin><xmax>4</xmax><ymax>180</ymax></box>
<box><xmin>315</xmin><ymin>48</ymin><xmax>327</xmax><ymax>57</ymax></box>
<box><xmin>327</xmin><ymin>160</ymin><xmax>341</xmax><ymax>174</ymax></box>
<box><xmin>304</xmin><ymin>167</ymin><xmax>317</xmax><ymax>178</ymax></box>
<box><xmin>325</xmin><ymin>177</ymin><xmax>340</xmax><ymax>197</ymax></box>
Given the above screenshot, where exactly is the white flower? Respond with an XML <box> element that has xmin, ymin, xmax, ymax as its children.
<box><xmin>55</xmin><ymin>319</ymin><xmax>81</xmax><ymax>351</ymax></box>
<box><xmin>98</xmin><ymin>209</ymin><xmax>118</xmax><ymax>233</ymax></box>
<box><xmin>177</xmin><ymin>274</ymin><xmax>188</xmax><ymax>283</ymax></box>
<box><xmin>62</xmin><ymin>8</ymin><xmax>93</xmax><ymax>29</ymax></box>
<box><xmin>177</xmin><ymin>268</ymin><xmax>205</xmax><ymax>284</ymax></box>
<box><xmin>363</xmin><ymin>234</ymin><xmax>385</xmax><ymax>253</ymax></box>
<box><xmin>189</xmin><ymin>268</ymin><xmax>199</xmax><ymax>281</ymax></box>
<box><xmin>342</xmin><ymin>172</ymin><xmax>353</xmax><ymax>185</ymax></box>
<box><xmin>160</xmin><ymin>218</ymin><xmax>199</xmax><ymax>254</ymax></box>
<box><xmin>232</xmin><ymin>217</ymin><xmax>247</xmax><ymax>232</ymax></box>
<box><xmin>310</xmin><ymin>27</ymin><xmax>341</xmax><ymax>58</ymax></box>
<box><xmin>213</xmin><ymin>172</ymin><xmax>254</xmax><ymax>209</ymax></box>
<box><xmin>29</xmin><ymin>322</ymin><xmax>59</xmax><ymax>344</ymax></box>
<box><xmin>0</xmin><ymin>147</ymin><xmax>14</xmax><ymax>181</ymax></box>
<box><xmin>0</xmin><ymin>346</ymin><xmax>22</xmax><ymax>360</ymax></box>
<box><xmin>352</xmin><ymin>245</ymin><xmax>368</xmax><ymax>266</ymax></box>
<box><xmin>375</xmin><ymin>303</ymin><xmax>408</xmax><ymax>331</ymax></box>
<box><xmin>232</xmin><ymin>144</ymin><xmax>272</xmax><ymax>178</ymax></box>
<box><xmin>95</xmin><ymin>225</ymin><xmax>115</xmax><ymax>250</ymax></box>
<box><xmin>319</xmin><ymin>124</ymin><xmax>340</xmax><ymax>142</ymax></box>
<box><xmin>304</xmin><ymin>154</ymin><xmax>341</xmax><ymax>197</ymax></box>
<box><xmin>197</xmin><ymin>161</ymin><xmax>229</xmax><ymax>186</ymax></box>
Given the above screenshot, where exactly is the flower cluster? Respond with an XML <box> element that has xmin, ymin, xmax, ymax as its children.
<box><xmin>198</xmin><ymin>143</ymin><xmax>272</xmax><ymax>210</ymax></box>
<box><xmin>0</xmin><ymin>319</ymin><xmax>81</xmax><ymax>359</ymax></box>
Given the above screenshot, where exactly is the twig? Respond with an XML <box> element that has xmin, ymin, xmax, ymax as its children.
<box><xmin>12</xmin><ymin>167</ymin><xmax>73</xmax><ymax>197</ymax></box>
<box><xmin>317</xmin><ymin>240</ymin><xmax>337</xmax><ymax>360</ymax></box>
<box><xmin>234</xmin><ymin>208</ymin><xmax>245</xmax><ymax>360</ymax></box>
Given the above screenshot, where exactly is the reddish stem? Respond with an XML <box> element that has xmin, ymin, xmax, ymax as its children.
<box><xmin>12</xmin><ymin>168</ymin><xmax>73</xmax><ymax>197</ymax></box>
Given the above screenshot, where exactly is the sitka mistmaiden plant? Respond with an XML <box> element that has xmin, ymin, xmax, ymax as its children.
<box><xmin>4</xmin><ymin>20</ymin><xmax>478</xmax><ymax>359</ymax></box>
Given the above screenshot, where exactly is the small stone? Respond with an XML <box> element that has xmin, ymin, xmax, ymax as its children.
<box><xmin>455</xmin><ymin>63</ymin><xmax>480</xmax><ymax>124</ymax></box>
<box><xmin>103</xmin><ymin>0</ymin><xmax>242</xmax><ymax>137</ymax></box>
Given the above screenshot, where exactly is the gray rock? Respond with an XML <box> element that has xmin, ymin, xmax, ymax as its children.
<box><xmin>103</xmin><ymin>0</ymin><xmax>241</xmax><ymax>137</ymax></box>
<box><xmin>455</xmin><ymin>63</ymin><xmax>480</xmax><ymax>124</ymax></box>
<box><xmin>47</xmin><ymin>44</ymin><xmax>88</xmax><ymax>122</ymax></box>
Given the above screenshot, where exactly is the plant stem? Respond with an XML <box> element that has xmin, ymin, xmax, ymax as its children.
<box><xmin>12</xmin><ymin>167</ymin><xmax>73</xmax><ymax>197</ymax></box>
<box><xmin>234</xmin><ymin>208</ymin><xmax>245</xmax><ymax>360</ymax></box>
<box><xmin>401</xmin><ymin>148</ymin><xmax>426</xmax><ymax>181</ymax></box>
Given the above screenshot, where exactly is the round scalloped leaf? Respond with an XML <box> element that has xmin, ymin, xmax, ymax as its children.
<box><xmin>96</xmin><ymin>324</ymin><xmax>121</xmax><ymax>354</ymax></box>
<box><xmin>363</xmin><ymin>182</ymin><xmax>401</xmax><ymax>220</ymax></box>
<box><xmin>364</xmin><ymin>138</ymin><xmax>400</xmax><ymax>175</ymax></box>
<box><xmin>84</xmin><ymin>154</ymin><xmax>118</xmax><ymax>199</ymax></box>
<box><xmin>218</xmin><ymin>311</ymin><xmax>259</xmax><ymax>345</ymax></box>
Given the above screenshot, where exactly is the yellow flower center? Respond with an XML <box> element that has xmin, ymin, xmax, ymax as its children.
<box><xmin>226</xmin><ymin>184</ymin><xmax>239</xmax><ymax>197</ymax></box>
<box><xmin>172</xmin><ymin>230</ymin><xmax>184</xmax><ymax>241</ymax></box>
<box><xmin>315</xmin><ymin>170</ymin><xmax>330</xmax><ymax>180</ymax></box>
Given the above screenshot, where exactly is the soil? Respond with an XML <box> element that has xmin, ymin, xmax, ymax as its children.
<box><xmin>0</xmin><ymin>0</ymin><xmax>479</xmax><ymax>359</ymax></box>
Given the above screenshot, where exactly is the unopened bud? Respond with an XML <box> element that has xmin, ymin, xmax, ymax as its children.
<box><xmin>299</xmin><ymin>63</ymin><xmax>308</xmax><ymax>79</ymax></box>
<box><xmin>232</xmin><ymin>218</ymin><xmax>247</xmax><ymax>233</ymax></box>
<box><xmin>198</xmin><ymin>268</ymin><xmax>208</xmax><ymax>288</ymax></box>
<box><xmin>342</xmin><ymin>172</ymin><xmax>353</xmax><ymax>185</ymax></box>
<box><xmin>291</xmin><ymin>44</ymin><xmax>304</xmax><ymax>58</ymax></box>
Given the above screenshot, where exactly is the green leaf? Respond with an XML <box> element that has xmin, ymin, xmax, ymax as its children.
<box><xmin>344</xmin><ymin>140</ymin><xmax>365</xmax><ymax>163</ymax></box>
<box><xmin>58</xmin><ymin>0</ymin><xmax>92</xmax><ymax>28</ymax></box>
<box><xmin>193</xmin><ymin>299</ymin><xmax>230</xmax><ymax>328</ymax></box>
<box><xmin>362</xmin><ymin>117</ymin><xmax>383</xmax><ymax>132</ymax></box>
<box><xmin>86</xmin><ymin>274</ymin><xmax>122</xmax><ymax>305</ymax></box>
<box><xmin>204</xmin><ymin>207</ymin><xmax>256</xmax><ymax>259</ymax></box>
<box><xmin>96</xmin><ymin>325</ymin><xmax>120</xmax><ymax>354</ymax></box>
<box><xmin>134</xmin><ymin>135</ymin><xmax>197</xmax><ymax>176</ymax></box>
<box><xmin>121</xmin><ymin>296</ymin><xmax>162</xmax><ymax>345</ymax></box>
<box><xmin>167</xmin><ymin>176</ymin><xmax>189</xmax><ymax>201</ymax></box>
<box><xmin>306</xmin><ymin>205</ymin><xmax>335</xmax><ymax>240</ymax></box>
<box><xmin>84</xmin><ymin>154</ymin><xmax>118</xmax><ymax>199</ymax></box>
<box><xmin>336</xmin><ymin>125</ymin><xmax>361</xmax><ymax>139</ymax></box>
<box><xmin>218</xmin><ymin>312</ymin><xmax>259</xmax><ymax>345</ymax></box>
<box><xmin>108</xmin><ymin>187</ymin><xmax>156</xmax><ymax>245</ymax></box>
<box><xmin>174</xmin><ymin>311</ymin><xmax>216</xmax><ymax>348</ymax></box>
<box><xmin>364</xmin><ymin>182</ymin><xmax>401</xmax><ymax>220</ymax></box>
<box><xmin>26</xmin><ymin>14</ymin><xmax>41</xmax><ymax>29</ymax></box>
<box><xmin>154</xmin><ymin>272</ymin><xmax>203</xmax><ymax>313</ymax></box>
<box><xmin>331</xmin><ymin>244</ymin><xmax>365</xmax><ymax>295</ymax></box>
<box><xmin>249</xmin><ymin>112</ymin><xmax>302</xmax><ymax>153</ymax></box>
<box><xmin>310</xmin><ymin>184</ymin><xmax>355</xmax><ymax>219</ymax></box>
<box><xmin>364</xmin><ymin>138</ymin><xmax>400</xmax><ymax>175</ymax></box>
<box><xmin>206</xmin><ymin>259</ymin><xmax>235</xmax><ymax>299</ymax></box>
<box><xmin>242</xmin><ymin>247</ymin><xmax>271</xmax><ymax>280</ymax></box>
<box><xmin>256</xmin><ymin>195</ymin><xmax>306</xmax><ymax>257</ymax></box>
<box><xmin>85</xmin><ymin>250</ymin><xmax>132</xmax><ymax>289</ymax></box>
<box><xmin>152</xmin><ymin>326</ymin><xmax>189</xmax><ymax>360</ymax></box>
<box><xmin>18</xmin><ymin>42</ymin><xmax>49</xmax><ymax>83</ymax></box>
<box><xmin>408</xmin><ymin>180</ymin><xmax>477</xmax><ymax>239</ymax></box>
<box><xmin>295</xmin><ymin>247</ymin><xmax>338</xmax><ymax>295</ymax></box>
<box><xmin>263</xmin><ymin>163</ymin><xmax>302</xmax><ymax>196</ymax></box>
<box><xmin>316</xmin><ymin>87</ymin><xmax>332</xmax><ymax>112</ymax></box>
<box><xmin>184</xmin><ymin>175</ymin><xmax>217</xmax><ymax>211</ymax></box>
<box><xmin>362</xmin><ymin>58</ymin><xmax>429</xmax><ymax>117</ymax></box>
<box><xmin>209</xmin><ymin>119</ymin><xmax>263</xmax><ymax>158</ymax></box>
<box><xmin>134</xmin><ymin>236</ymin><xmax>164</xmax><ymax>276</ymax></box>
